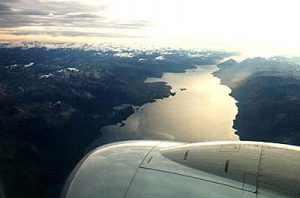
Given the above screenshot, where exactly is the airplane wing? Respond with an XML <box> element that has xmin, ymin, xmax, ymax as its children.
<box><xmin>61</xmin><ymin>141</ymin><xmax>300</xmax><ymax>198</ymax></box>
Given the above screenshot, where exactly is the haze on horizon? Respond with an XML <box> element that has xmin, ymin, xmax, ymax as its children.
<box><xmin>1</xmin><ymin>0</ymin><xmax>300</xmax><ymax>57</ymax></box>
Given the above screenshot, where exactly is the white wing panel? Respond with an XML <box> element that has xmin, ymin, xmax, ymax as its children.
<box><xmin>126</xmin><ymin>168</ymin><xmax>256</xmax><ymax>198</ymax></box>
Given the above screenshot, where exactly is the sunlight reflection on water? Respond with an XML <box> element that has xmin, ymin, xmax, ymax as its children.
<box><xmin>90</xmin><ymin>65</ymin><xmax>239</xmax><ymax>148</ymax></box>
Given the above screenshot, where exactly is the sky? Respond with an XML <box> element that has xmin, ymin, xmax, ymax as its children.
<box><xmin>1</xmin><ymin>0</ymin><xmax>300</xmax><ymax>57</ymax></box>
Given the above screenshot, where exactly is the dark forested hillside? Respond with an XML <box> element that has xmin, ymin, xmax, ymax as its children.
<box><xmin>215</xmin><ymin>57</ymin><xmax>300</xmax><ymax>146</ymax></box>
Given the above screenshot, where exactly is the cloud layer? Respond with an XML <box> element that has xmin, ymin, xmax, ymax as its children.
<box><xmin>0</xmin><ymin>0</ymin><xmax>149</xmax><ymax>38</ymax></box>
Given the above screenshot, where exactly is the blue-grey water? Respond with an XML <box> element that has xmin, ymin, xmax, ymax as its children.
<box><xmin>89</xmin><ymin>65</ymin><xmax>239</xmax><ymax>148</ymax></box>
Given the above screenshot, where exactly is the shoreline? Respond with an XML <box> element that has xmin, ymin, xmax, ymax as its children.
<box><xmin>87</xmin><ymin>65</ymin><xmax>239</xmax><ymax>151</ymax></box>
